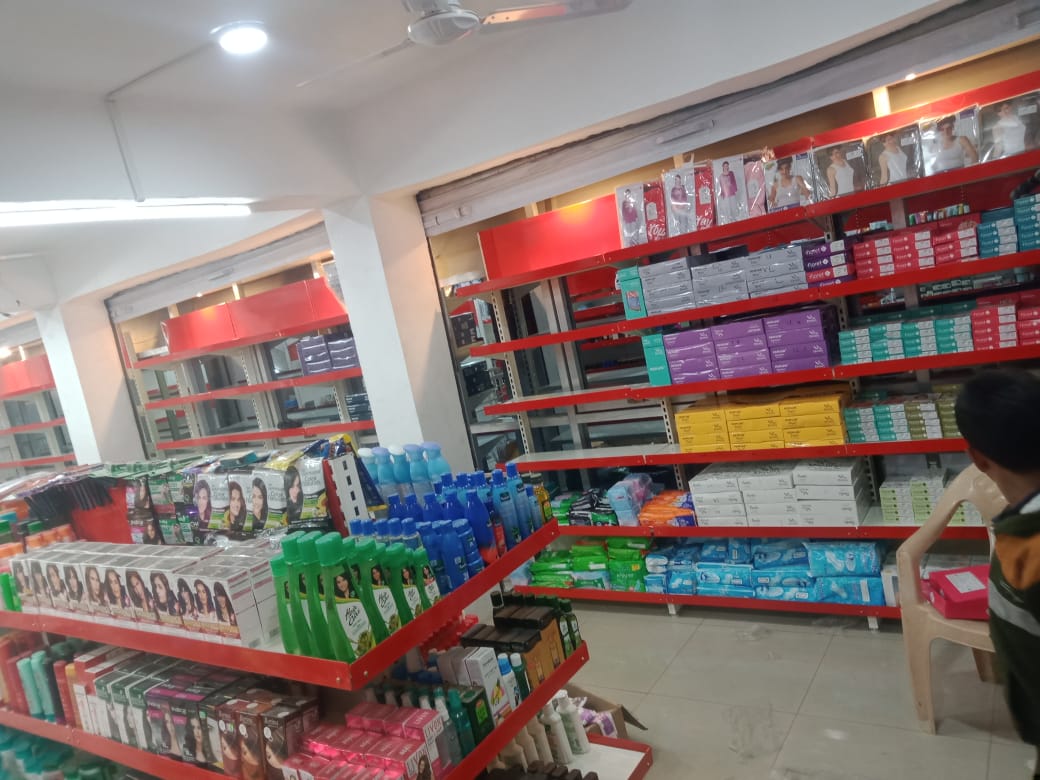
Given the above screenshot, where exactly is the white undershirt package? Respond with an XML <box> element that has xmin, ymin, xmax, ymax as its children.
<box><xmin>615</xmin><ymin>184</ymin><xmax>647</xmax><ymax>247</ymax></box>
<box><xmin>811</xmin><ymin>140</ymin><xmax>869</xmax><ymax>200</ymax></box>
<box><xmin>978</xmin><ymin>91</ymin><xmax>1040</xmax><ymax>162</ymax></box>
<box><xmin>763</xmin><ymin>147</ymin><xmax>815</xmax><ymax>213</ymax></box>
<box><xmin>865</xmin><ymin>123</ymin><xmax>923</xmax><ymax>188</ymax></box>
<box><xmin>661</xmin><ymin>164</ymin><xmax>699</xmax><ymax>237</ymax></box>
<box><xmin>712</xmin><ymin>155</ymin><xmax>749</xmax><ymax>225</ymax></box>
<box><xmin>919</xmin><ymin>106</ymin><xmax>979</xmax><ymax>175</ymax></box>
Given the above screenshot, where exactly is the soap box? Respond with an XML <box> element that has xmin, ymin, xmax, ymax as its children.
<box><xmin>927</xmin><ymin>565</ymin><xmax>989</xmax><ymax>621</ymax></box>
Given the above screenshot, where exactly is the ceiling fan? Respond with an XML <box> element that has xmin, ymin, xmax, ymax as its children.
<box><xmin>297</xmin><ymin>0</ymin><xmax>632</xmax><ymax>87</ymax></box>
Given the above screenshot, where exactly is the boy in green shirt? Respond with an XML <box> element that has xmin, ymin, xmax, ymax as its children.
<box><xmin>957</xmin><ymin>369</ymin><xmax>1040</xmax><ymax>777</ymax></box>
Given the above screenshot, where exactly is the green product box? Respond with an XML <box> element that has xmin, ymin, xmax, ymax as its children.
<box><xmin>616</xmin><ymin>266</ymin><xmax>642</xmax><ymax>283</ymax></box>
<box><xmin>620</xmin><ymin>278</ymin><xmax>647</xmax><ymax>319</ymax></box>
<box><xmin>641</xmin><ymin>333</ymin><xmax>665</xmax><ymax>351</ymax></box>
<box><xmin>647</xmin><ymin>363</ymin><xmax>673</xmax><ymax>387</ymax></box>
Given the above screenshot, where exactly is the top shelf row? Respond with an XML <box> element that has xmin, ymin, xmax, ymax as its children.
<box><xmin>457</xmin><ymin>148</ymin><xmax>1040</xmax><ymax>302</ymax></box>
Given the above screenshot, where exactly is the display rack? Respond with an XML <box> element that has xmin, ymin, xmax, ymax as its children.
<box><xmin>0</xmin><ymin>355</ymin><xmax>75</xmax><ymax>476</ymax></box>
<box><xmin>0</xmin><ymin>520</ymin><xmax>561</xmax><ymax>691</ymax></box>
<box><xmin>571</xmin><ymin>735</ymin><xmax>655</xmax><ymax>780</ymax></box>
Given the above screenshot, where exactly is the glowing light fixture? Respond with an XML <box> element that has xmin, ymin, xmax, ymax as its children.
<box><xmin>0</xmin><ymin>347</ymin><xmax>11</xmax><ymax>359</ymax></box>
<box><xmin>0</xmin><ymin>198</ymin><xmax>252</xmax><ymax>228</ymax></box>
<box><xmin>905</xmin><ymin>72</ymin><xmax>917</xmax><ymax>81</ymax></box>
<box><xmin>215</xmin><ymin>22</ymin><xmax>268</xmax><ymax>55</ymax></box>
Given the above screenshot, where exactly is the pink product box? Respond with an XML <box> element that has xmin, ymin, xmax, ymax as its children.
<box><xmin>668</xmin><ymin>355</ymin><xmax>718</xmax><ymax>373</ymax></box>
<box><xmin>710</xmin><ymin>319</ymin><xmax>766</xmax><ymax>341</ymax></box>
<box><xmin>772</xmin><ymin>356</ymin><xmax>832</xmax><ymax>373</ymax></box>
<box><xmin>769</xmin><ymin>340</ymin><xmax>831</xmax><ymax>360</ymax></box>
<box><xmin>762</xmin><ymin>307</ymin><xmax>835</xmax><ymax>333</ymax></box>
<box><xmin>671</xmin><ymin>369</ymin><xmax>721</xmax><ymax>384</ymax></box>
<box><xmin>663</xmin><ymin>328</ymin><xmax>713</xmax><ymax>349</ymax></box>
<box><xmin>665</xmin><ymin>341</ymin><xmax>717</xmax><ymax>360</ymax></box>
<box><xmin>345</xmin><ymin>702</ymin><xmax>396</xmax><ymax>734</ymax></box>
<box><xmin>715</xmin><ymin>348</ymin><xmax>771</xmax><ymax>368</ymax></box>
<box><xmin>712</xmin><ymin>334</ymin><xmax>767</xmax><ymax>352</ymax></box>
<box><xmin>806</xmin><ymin>267</ymin><xmax>855</xmax><ymax>284</ymax></box>
<box><xmin>284</xmin><ymin>754</ymin><xmax>332</xmax><ymax>779</ymax></box>
<box><xmin>766</xmin><ymin>326</ymin><xmax>833</xmax><ymax>347</ymax></box>
<box><xmin>720</xmin><ymin>363</ymin><xmax>773</xmax><ymax>380</ymax></box>
<box><xmin>803</xmin><ymin>253</ymin><xmax>849</xmax><ymax>272</ymax></box>
<box><xmin>369</xmin><ymin>737</ymin><xmax>430</xmax><ymax>780</ymax></box>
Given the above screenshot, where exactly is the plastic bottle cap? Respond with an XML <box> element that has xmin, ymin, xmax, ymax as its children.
<box><xmin>526</xmin><ymin>485</ymin><xmax>535</xmax><ymax>496</ymax></box>
<box><xmin>510</xmin><ymin>652</ymin><xmax>524</xmax><ymax>668</ymax></box>
<box><xmin>466</xmin><ymin>490</ymin><xmax>479</xmax><ymax>502</ymax></box>
<box><xmin>316</xmin><ymin>534</ymin><xmax>344</xmax><ymax>567</ymax></box>
<box><xmin>280</xmin><ymin>532</ymin><xmax>304</xmax><ymax>561</ymax></box>
<box><xmin>402</xmin><ymin>519</ymin><xmax>416</xmax><ymax>535</ymax></box>
<box><xmin>506</xmin><ymin>463</ymin><xmax>520</xmax><ymax>479</ymax></box>
<box><xmin>348</xmin><ymin>518</ymin><xmax>364</xmax><ymax>536</ymax></box>
<box><xmin>440</xmin><ymin>473</ymin><xmax>453</xmax><ymax>487</ymax></box>
<box><xmin>387</xmin><ymin>495</ymin><xmax>402</xmax><ymax>507</ymax></box>
<box><xmin>388</xmin><ymin>445</ymin><xmax>405</xmax><ymax>456</ymax></box>
<box><xmin>497</xmin><ymin>654</ymin><xmax>512</xmax><ymax>674</ymax></box>
<box><xmin>372</xmin><ymin>446</ymin><xmax>390</xmax><ymax>458</ymax></box>
<box><xmin>299</xmin><ymin>532</ymin><xmax>322</xmax><ymax>565</ymax></box>
<box><xmin>447</xmin><ymin>689</ymin><xmax>463</xmax><ymax>708</ymax></box>
<box><xmin>27</xmin><ymin>521</ymin><xmax>44</xmax><ymax>534</ymax></box>
<box><xmin>423</xmin><ymin>492</ymin><xmax>437</xmax><ymax>503</ymax></box>
<box><xmin>405</xmin><ymin>493</ymin><xmax>420</xmax><ymax>506</ymax></box>
<box><xmin>422</xmin><ymin>442</ymin><xmax>441</xmax><ymax>452</ymax></box>
<box><xmin>270</xmin><ymin>555</ymin><xmax>288</xmax><ymax>577</ymax></box>
<box><xmin>388</xmin><ymin>519</ymin><xmax>403</xmax><ymax>537</ymax></box>
<box><xmin>404</xmin><ymin>444</ymin><xmax>421</xmax><ymax>457</ymax></box>
<box><xmin>491</xmin><ymin>469</ymin><xmax>506</xmax><ymax>486</ymax></box>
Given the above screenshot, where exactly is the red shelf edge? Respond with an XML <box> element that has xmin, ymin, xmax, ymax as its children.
<box><xmin>557</xmin><ymin>524</ymin><xmax>988</xmax><ymax>540</ymax></box>
<box><xmin>0</xmin><ymin>383</ymin><xmax>57</xmax><ymax>402</ymax></box>
<box><xmin>470</xmin><ymin>248</ymin><xmax>1040</xmax><ymax>357</ymax></box>
<box><xmin>154</xmin><ymin>420</ymin><xmax>377</xmax><ymax>451</ymax></box>
<box><xmin>0</xmin><ymin>454</ymin><xmax>76</xmax><ymax>470</ymax></box>
<box><xmin>0</xmin><ymin>708</ymin><xmax>223</xmax><ymax>780</ymax></box>
<box><xmin>144</xmin><ymin>368</ymin><xmax>364</xmax><ymax>410</ymax></box>
<box><xmin>516</xmin><ymin>586</ymin><xmax>900</xmax><ymax>618</ymax></box>
<box><xmin>459</xmin><ymin>150</ymin><xmax>1040</xmax><ymax>301</ymax></box>
<box><xmin>0</xmin><ymin>418</ymin><xmax>67</xmax><ymax>436</ymax></box>
<box><xmin>586</xmin><ymin>733</ymin><xmax>654</xmax><ymax>780</ymax></box>
<box><xmin>0</xmin><ymin>522</ymin><xmax>561</xmax><ymax>691</ymax></box>
<box><xmin>445</xmin><ymin>642</ymin><xmax>589</xmax><ymax>780</ymax></box>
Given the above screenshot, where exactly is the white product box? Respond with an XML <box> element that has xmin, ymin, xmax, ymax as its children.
<box><xmin>792</xmin><ymin>459</ymin><xmax>865</xmax><ymax>486</ymax></box>
<box><xmin>740</xmin><ymin>487</ymin><xmax>799</xmax><ymax>504</ymax></box>
<box><xmin>689</xmin><ymin>465</ymin><xmax>744</xmax><ymax>494</ymax></box>
<box><xmin>695</xmin><ymin>514</ymin><xmax>749</xmax><ymax>528</ymax></box>
<box><xmin>735</xmin><ymin>464</ymin><xmax>796</xmax><ymax>491</ymax></box>
<box><xmin>744</xmin><ymin>501</ymin><xmax>800</xmax><ymax>518</ymax></box>
<box><xmin>747</xmin><ymin>514</ymin><xmax>799</xmax><ymax>527</ymax></box>
<box><xmin>691</xmin><ymin>490</ymin><xmax>745</xmax><ymax>507</ymax></box>
<box><xmin>465</xmin><ymin>647</ymin><xmax>512</xmax><ymax>725</ymax></box>
<box><xmin>694</xmin><ymin>503</ymin><xmax>749</xmax><ymax>520</ymax></box>
<box><xmin>796</xmin><ymin>490</ymin><xmax>871</xmax><ymax>525</ymax></box>
<box><xmin>794</xmin><ymin>482</ymin><xmax>866</xmax><ymax>501</ymax></box>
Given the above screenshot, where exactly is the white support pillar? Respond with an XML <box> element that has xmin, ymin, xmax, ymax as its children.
<box><xmin>35</xmin><ymin>296</ymin><xmax>145</xmax><ymax>464</ymax></box>
<box><xmin>322</xmin><ymin>196</ymin><xmax>474</xmax><ymax>473</ymax></box>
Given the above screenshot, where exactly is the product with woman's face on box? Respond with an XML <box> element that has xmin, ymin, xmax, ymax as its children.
<box><xmin>206</xmin><ymin>473</ymin><xmax>230</xmax><ymax>532</ymax></box>
<box><xmin>11</xmin><ymin>558</ymin><xmax>36</xmax><ymax>611</ymax></box>
<box><xmin>713</xmin><ymin>156</ymin><xmax>748</xmax><ymax>225</ymax></box>
<box><xmin>255</xmin><ymin>470</ymin><xmax>286</xmax><ymax>530</ymax></box>
<box><xmin>298</xmin><ymin>457</ymin><xmax>328</xmax><ymax>521</ymax></box>
<box><xmin>227</xmin><ymin>471</ymin><xmax>252</xmax><ymax>534</ymax></box>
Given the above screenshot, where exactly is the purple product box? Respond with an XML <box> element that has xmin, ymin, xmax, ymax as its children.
<box><xmin>715</xmin><ymin>348</ymin><xmax>771</xmax><ymax>368</ymax></box>
<box><xmin>720</xmin><ymin>363</ymin><xmax>773</xmax><ymax>380</ymax></box>
<box><xmin>769</xmin><ymin>340</ymin><xmax>832</xmax><ymax>360</ymax></box>
<box><xmin>666</xmin><ymin>341</ymin><xmax>717</xmax><ymax>360</ymax></box>
<box><xmin>709</xmin><ymin>319</ymin><xmax>766</xmax><ymax>341</ymax></box>
<box><xmin>763</xmin><ymin>307</ymin><xmax>837</xmax><ymax>334</ymax></box>
<box><xmin>772</xmin><ymin>356</ymin><xmax>832</xmax><ymax>373</ymax></box>
<box><xmin>801</xmin><ymin>242</ymin><xmax>833</xmax><ymax>263</ymax></box>
<box><xmin>809</xmin><ymin>272</ymin><xmax>856</xmax><ymax>289</ymax></box>
<box><xmin>663</xmin><ymin>328</ymin><xmax>713</xmax><ymax>349</ymax></box>
<box><xmin>671</xmin><ymin>369</ymin><xmax>721</xmax><ymax>384</ymax></box>
<box><xmin>668</xmin><ymin>355</ymin><xmax>718</xmax><ymax>373</ymax></box>
<box><xmin>766</xmin><ymin>326</ymin><xmax>833</xmax><ymax>347</ymax></box>
<box><xmin>713</xmin><ymin>334</ymin><xmax>768</xmax><ymax>352</ymax></box>
<box><xmin>803</xmin><ymin>253</ymin><xmax>850</xmax><ymax>272</ymax></box>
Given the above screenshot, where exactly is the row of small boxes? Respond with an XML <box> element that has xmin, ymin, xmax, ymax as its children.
<box><xmin>879</xmin><ymin>470</ymin><xmax>984</xmax><ymax>525</ymax></box>
<box><xmin>800</xmin><ymin>238</ymin><xmax>857</xmax><ymax>287</ymax></box>
<box><xmin>978</xmin><ymin>207</ymin><xmax>1018</xmax><ymax>258</ymax></box>
<box><xmin>852</xmin><ymin>214</ymin><xmax>982</xmax><ymax>279</ymax></box>
<box><xmin>675</xmin><ymin>386</ymin><xmax>848</xmax><ymax>454</ymax></box>
<box><xmin>971</xmin><ymin>289</ymin><xmax>1040</xmax><ymax>350</ymax></box>
<box><xmin>1016</xmin><ymin>194</ymin><xmax>1040</xmax><ymax>251</ymax></box>
<box><xmin>838</xmin><ymin>304</ymin><xmax>976</xmax><ymax>363</ymax></box>
<box><xmin>843</xmin><ymin>393</ymin><xmax>958</xmax><ymax>443</ymax></box>
<box><xmin>689</xmin><ymin>458</ymin><xmax>871</xmax><ymax>528</ymax></box>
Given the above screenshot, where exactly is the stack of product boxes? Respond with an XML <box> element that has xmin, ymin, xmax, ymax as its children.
<box><xmin>675</xmin><ymin>398</ymin><xmax>729</xmax><ymax>455</ymax></box>
<box><xmin>298</xmin><ymin>334</ymin><xmax>360</xmax><ymax>375</ymax></box>
<box><xmin>763</xmin><ymin>307</ymin><xmax>839</xmax><ymax>373</ymax></box>
<box><xmin>689</xmin><ymin>458</ymin><xmax>870</xmax><ymax>528</ymax></box>
<box><xmin>801</xmin><ymin>239</ymin><xmax>857</xmax><ymax>286</ymax></box>
<box><xmin>838</xmin><ymin>304</ymin><xmax>976</xmax><ymax>364</ymax></box>
<box><xmin>978</xmin><ymin>208</ymin><xmax>1018</xmax><ymax>258</ymax></box>
<box><xmin>1016</xmin><ymin>194</ymin><xmax>1040</xmax><ymax>251</ymax></box>
<box><xmin>743</xmin><ymin>246</ymin><xmax>809</xmax><ymax>297</ymax></box>
<box><xmin>617</xmin><ymin>266</ymin><xmax>648</xmax><ymax>320</ymax></box>
<box><xmin>689</xmin><ymin>257</ymin><xmax>750</xmax><ymax>306</ymax></box>
<box><xmin>776</xmin><ymin>388</ymin><xmax>847</xmax><ymax>449</ymax></box>
<box><xmin>639</xmin><ymin>257</ymin><xmax>697</xmax><ymax>316</ymax></box>
<box><xmin>843</xmin><ymin>394</ymin><xmax>959</xmax><ymax>444</ymax></box>
<box><xmin>852</xmin><ymin>216</ymin><xmax>981</xmax><ymax>280</ymax></box>
<box><xmin>1019</xmin><ymin>303</ymin><xmax>1040</xmax><ymax>346</ymax></box>
<box><xmin>711</xmin><ymin>319</ymin><xmax>772</xmax><ymax>380</ymax></box>
<box><xmin>971</xmin><ymin>299</ymin><xmax>1019</xmax><ymax>350</ymax></box>
<box><xmin>662</xmin><ymin>327</ymin><xmax>717</xmax><ymax>385</ymax></box>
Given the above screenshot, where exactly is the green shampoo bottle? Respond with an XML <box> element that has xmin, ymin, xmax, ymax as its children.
<box><xmin>298</xmin><ymin>531</ymin><xmax>334</xmax><ymax>659</ymax></box>
<box><xmin>412</xmin><ymin>547</ymin><xmax>442</xmax><ymax>608</ymax></box>
<box><xmin>385</xmin><ymin>543</ymin><xmax>419</xmax><ymax>623</ymax></box>
<box><xmin>345</xmin><ymin>538</ymin><xmax>390</xmax><ymax>644</ymax></box>
<box><xmin>315</xmin><ymin>533</ymin><xmax>355</xmax><ymax>663</ymax></box>
<box><xmin>279</xmin><ymin>532</ymin><xmax>314</xmax><ymax>656</ymax></box>
<box><xmin>269</xmin><ymin>554</ymin><xmax>300</xmax><ymax>655</ymax></box>
<box><xmin>356</xmin><ymin>539</ymin><xmax>401</xmax><ymax>640</ymax></box>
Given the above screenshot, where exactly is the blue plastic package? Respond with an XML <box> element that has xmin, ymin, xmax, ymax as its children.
<box><xmin>751</xmin><ymin>568</ymin><xmax>814</xmax><ymax>588</ymax></box>
<box><xmin>697</xmin><ymin>583</ymin><xmax>753</xmax><ymax>598</ymax></box>
<box><xmin>645</xmin><ymin>574</ymin><xmax>668</xmax><ymax>594</ymax></box>
<box><xmin>728</xmin><ymin>538</ymin><xmax>752</xmax><ymax>564</ymax></box>
<box><xmin>814</xmin><ymin>576</ymin><xmax>886</xmax><ymax>605</ymax></box>
<box><xmin>700</xmin><ymin>539</ymin><xmax>728</xmax><ymax>563</ymax></box>
<box><xmin>667</xmin><ymin>571</ymin><xmax>696</xmax><ymax>595</ymax></box>
<box><xmin>695</xmin><ymin>563</ymin><xmax>753</xmax><ymax>587</ymax></box>
<box><xmin>755</xmin><ymin>585</ymin><xmax>817</xmax><ymax>602</ymax></box>
<box><xmin>752</xmin><ymin>539</ymin><xmax>809</xmax><ymax>569</ymax></box>
<box><xmin>805</xmin><ymin>542</ymin><xmax>883</xmax><ymax>577</ymax></box>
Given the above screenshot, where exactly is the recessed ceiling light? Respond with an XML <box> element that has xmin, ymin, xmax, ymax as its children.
<box><xmin>0</xmin><ymin>347</ymin><xmax>11</xmax><ymax>359</ymax></box>
<box><xmin>215</xmin><ymin>22</ymin><xmax>268</xmax><ymax>55</ymax></box>
<box><xmin>905</xmin><ymin>72</ymin><xmax>917</xmax><ymax>81</ymax></box>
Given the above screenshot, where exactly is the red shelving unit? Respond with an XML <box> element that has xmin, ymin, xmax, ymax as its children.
<box><xmin>445</xmin><ymin>642</ymin><xmax>589</xmax><ymax>779</ymax></box>
<box><xmin>0</xmin><ymin>418</ymin><xmax>67</xmax><ymax>436</ymax></box>
<box><xmin>556</xmin><ymin>522</ymin><xmax>987</xmax><ymax>540</ymax></box>
<box><xmin>471</xmin><ymin>248</ymin><xmax>1040</xmax><ymax>357</ymax></box>
<box><xmin>0</xmin><ymin>454</ymin><xmax>77</xmax><ymax>470</ymax></box>
<box><xmin>0</xmin><ymin>521</ymin><xmax>561</xmax><ymax>691</ymax></box>
<box><xmin>154</xmin><ymin>420</ymin><xmax>377</xmax><ymax>451</ymax></box>
<box><xmin>0</xmin><ymin>708</ymin><xmax>222</xmax><ymax>779</ymax></box>
<box><xmin>516</xmin><ymin>585</ymin><xmax>900</xmax><ymax>619</ymax></box>
<box><xmin>144</xmin><ymin>368</ymin><xmax>364</xmax><ymax>410</ymax></box>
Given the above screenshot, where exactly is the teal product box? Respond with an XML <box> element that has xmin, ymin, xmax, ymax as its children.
<box><xmin>642</xmin><ymin>334</ymin><xmax>672</xmax><ymax>387</ymax></box>
<box><xmin>619</xmin><ymin>273</ymin><xmax>647</xmax><ymax>319</ymax></box>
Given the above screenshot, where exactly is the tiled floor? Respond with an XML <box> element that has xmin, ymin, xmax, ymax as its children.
<box><xmin>569</xmin><ymin>603</ymin><xmax>1037</xmax><ymax>780</ymax></box>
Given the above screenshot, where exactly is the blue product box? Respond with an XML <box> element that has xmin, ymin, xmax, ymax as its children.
<box><xmin>754</xmin><ymin>585</ymin><xmax>817</xmax><ymax>602</ymax></box>
<box><xmin>805</xmin><ymin>541</ymin><xmax>883</xmax><ymax>576</ymax></box>
<box><xmin>982</xmin><ymin>206</ymin><xmax>1015</xmax><ymax>222</ymax></box>
<box><xmin>752</xmin><ymin>539</ymin><xmax>809</xmax><ymax>569</ymax></box>
<box><xmin>728</xmin><ymin>538</ymin><xmax>751</xmax><ymax>564</ymax></box>
<box><xmin>699</xmin><ymin>540</ymin><xmax>728</xmax><ymax>563</ymax></box>
<box><xmin>696</xmin><ymin>563</ymin><xmax>754</xmax><ymax>587</ymax></box>
<box><xmin>696</xmin><ymin>584</ymin><xmax>754</xmax><ymax>599</ymax></box>
<box><xmin>814</xmin><ymin>576</ymin><xmax>886</xmax><ymax>605</ymax></box>
<box><xmin>644</xmin><ymin>574</ymin><xmax>668</xmax><ymax>594</ymax></box>
<box><xmin>666</xmin><ymin>571</ymin><xmax>696</xmax><ymax>595</ymax></box>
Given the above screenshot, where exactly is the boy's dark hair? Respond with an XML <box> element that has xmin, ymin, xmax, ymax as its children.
<box><xmin>955</xmin><ymin>368</ymin><xmax>1040</xmax><ymax>471</ymax></box>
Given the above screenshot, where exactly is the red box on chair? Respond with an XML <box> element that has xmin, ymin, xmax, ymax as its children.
<box><xmin>927</xmin><ymin>565</ymin><xmax>990</xmax><ymax>621</ymax></box>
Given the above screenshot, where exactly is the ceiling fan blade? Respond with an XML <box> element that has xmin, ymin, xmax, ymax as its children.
<box><xmin>296</xmin><ymin>38</ymin><xmax>414</xmax><ymax>88</ymax></box>
<box><xmin>482</xmin><ymin>0</ymin><xmax>632</xmax><ymax>27</ymax></box>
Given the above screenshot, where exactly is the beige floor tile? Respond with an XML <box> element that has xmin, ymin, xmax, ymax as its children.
<box><xmin>988</xmin><ymin>740</ymin><xmax>1036</xmax><ymax>779</ymax></box>
<box><xmin>799</xmin><ymin>633</ymin><xmax>996</xmax><ymax>741</ymax></box>
<box><xmin>570</xmin><ymin>607</ymin><xmax>699</xmax><ymax>693</ymax></box>
<box><xmin>650</xmin><ymin>624</ymin><xmax>830</xmax><ymax>712</ymax></box>
<box><xmin>991</xmin><ymin>691</ymin><xmax>1026</xmax><ymax>746</ymax></box>
<box><xmin>773</xmin><ymin>714</ymin><xmax>991</xmax><ymax>780</ymax></box>
<box><xmin>695</xmin><ymin>608</ymin><xmax>853</xmax><ymax>636</ymax></box>
<box><xmin>634</xmin><ymin>693</ymin><xmax>792</xmax><ymax>780</ymax></box>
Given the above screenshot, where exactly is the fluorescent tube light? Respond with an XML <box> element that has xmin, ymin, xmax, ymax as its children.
<box><xmin>0</xmin><ymin>199</ymin><xmax>252</xmax><ymax>228</ymax></box>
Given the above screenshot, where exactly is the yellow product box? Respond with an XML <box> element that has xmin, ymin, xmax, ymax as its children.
<box><xmin>780</xmin><ymin>412</ymin><xmax>843</xmax><ymax>430</ymax></box>
<box><xmin>778</xmin><ymin>394</ymin><xmax>844</xmax><ymax>418</ymax></box>
<box><xmin>722</xmin><ymin>399</ymin><xmax>781</xmax><ymax>422</ymax></box>
<box><xmin>675</xmin><ymin>399</ymin><xmax>726</xmax><ymax>425</ymax></box>
<box><xmin>783</xmin><ymin>425</ymin><xmax>846</xmax><ymax>443</ymax></box>
<box><xmin>676</xmin><ymin>419</ymin><xmax>729</xmax><ymax>437</ymax></box>
<box><xmin>729</xmin><ymin>429</ymin><xmax>784</xmax><ymax>445</ymax></box>
<box><xmin>726</xmin><ymin>416</ymin><xmax>782</xmax><ymax>433</ymax></box>
<box><xmin>731</xmin><ymin>441</ymin><xmax>786</xmax><ymax>451</ymax></box>
<box><xmin>678</xmin><ymin>432</ymin><xmax>729</xmax><ymax>447</ymax></box>
<box><xmin>679</xmin><ymin>441</ymin><xmax>731</xmax><ymax>454</ymax></box>
<box><xmin>784</xmin><ymin>436</ymin><xmax>847</xmax><ymax>448</ymax></box>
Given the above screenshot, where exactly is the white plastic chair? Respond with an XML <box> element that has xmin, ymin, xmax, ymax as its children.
<box><xmin>896</xmin><ymin>464</ymin><xmax>1007</xmax><ymax>733</ymax></box>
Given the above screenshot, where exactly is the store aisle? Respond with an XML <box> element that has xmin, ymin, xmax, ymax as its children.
<box><xmin>570</xmin><ymin>603</ymin><xmax>1035</xmax><ymax>780</ymax></box>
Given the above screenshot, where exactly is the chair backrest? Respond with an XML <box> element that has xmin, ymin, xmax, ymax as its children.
<box><xmin>895</xmin><ymin>464</ymin><xmax>1006</xmax><ymax>609</ymax></box>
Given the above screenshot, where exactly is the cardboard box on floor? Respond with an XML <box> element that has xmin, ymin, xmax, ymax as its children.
<box><xmin>566</xmin><ymin>683</ymin><xmax>647</xmax><ymax>740</ymax></box>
